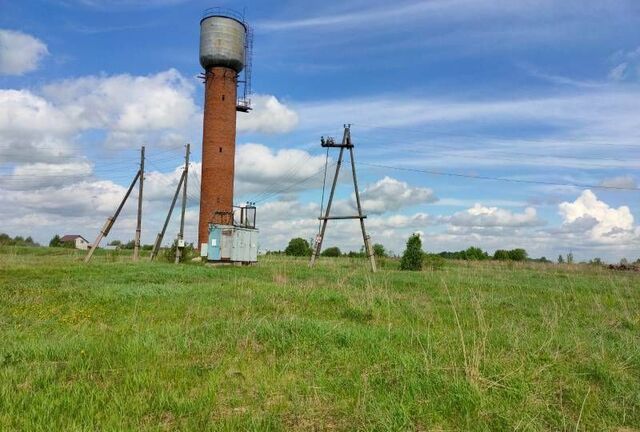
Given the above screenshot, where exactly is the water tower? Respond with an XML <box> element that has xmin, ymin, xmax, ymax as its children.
<box><xmin>198</xmin><ymin>8</ymin><xmax>257</xmax><ymax>263</ymax></box>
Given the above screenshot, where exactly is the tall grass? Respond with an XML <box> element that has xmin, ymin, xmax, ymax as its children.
<box><xmin>1</xmin><ymin>247</ymin><xmax>638</xmax><ymax>430</ymax></box>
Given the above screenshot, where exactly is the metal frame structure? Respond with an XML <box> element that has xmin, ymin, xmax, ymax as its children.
<box><xmin>200</xmin><ymin>7</ymin><xmax>253</xmax><ymax>113</ymax></box>
<box><xmin>310</xmin><ymin>125</ymin><xmax>377</xmax><ymax>272</ymax></box>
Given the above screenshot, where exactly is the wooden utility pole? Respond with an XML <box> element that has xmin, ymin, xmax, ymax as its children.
<box><xmin>175</xmin><ymin>143</ymin><xmax>190</xmax><ymax>263</ymax></box>
<box><xmin>310</xmin><ymin>125</ymin><xmax>376</xmax><ymax>272</ymax></box>
<box><xmin>84</xmin><ymin>170</ymin><xmax>141</xmax><ymax>263</ymax></box>
<box><xmin>133</xmin><ymin>146</ymin><xmax>145</xmax><ymax>261</ymax></box>
<box><xmin>150</xmin><ymin>171</ymin><xmax>185</xmax><ymax>261</ymax></box>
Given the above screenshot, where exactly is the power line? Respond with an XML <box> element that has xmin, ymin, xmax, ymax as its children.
<box><xmin>358</xmin><ymin>162</ymin><xmax>640</xmax><ymax>192</ymax></box>
<box><xmin>353</xmin><ymin>123</ymin><xmax>640</xmax><ymax>150</ymax></box>
<box><xmin>247</xmin><ymin>151</ymin><xmax>319</xmax><ymax>203</ymax></box>
<box><xmin>357</xmin><ymin>135</ymin><xmax>636</xmax><ymax>166</ymax></box>
<box><xmin>254</xmin><ymin>162</ymin><xmax>337</xmax><ymax>204</ymax></box>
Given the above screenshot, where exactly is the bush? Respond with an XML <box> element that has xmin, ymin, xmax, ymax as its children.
<box><xmin>424</xmin><ymin>253</ymin><xmax>445</xmax><ymax>270</ymax></box>
<box><xmin>285</xmin><ymin>238</ymin><xmax>312</xmax><ymax>256</ymax></box>
<box><xmin>373</xmin><ymin>243</ymin><xmax>387</xmax><ymax>258</ymax></box>
<box><xmin>0</xmin><ymin>233</ymin><xmax>39</xmax><ymax>247</ymax></box>
<box><xmin>49</xmin><ymin>234</ymin><xmax>62</xmax><ymax>247</ymax></box>
<box><xmin>508</xmin><ymin>248</ymin><xmax>528</xmax><ymax>261</ymax></box>
<box><xmin>321</xmin><ymin>246</ymin><xmax>341</xmax><ymax>257</ymax></box>
<box><xmin>464</xmin><ymin>246</ymin><xmax>489</xmax><ymax>260</ymax></box>
<box><xmin>493</xmin><ymin>249</ymin><xmax>510</xmax><ymax>260</ymax></box>
<box><xmin>494</xmin><ymin>248</ymin><xmax>528</xmax><ymax>261</ymax></box>
<box><xmin>400</xmin><ymin>234</ymin><xmax>423</xmax><ymax>271</ymax></box>
<box><xmin>164</xmin><ymin>240</ymin><xmax>195</xmax><ymax>263</ymax></box>
<box><xmin>438</xmin><ymin>247</ymin><xmax>490</xmax><ymax>260</ymax></box>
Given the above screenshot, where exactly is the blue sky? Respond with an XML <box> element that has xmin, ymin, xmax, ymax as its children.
<box><xmin>1</xmin><ymin>0</ymin><xmax>640</xmax><ymax>261</ymax></box>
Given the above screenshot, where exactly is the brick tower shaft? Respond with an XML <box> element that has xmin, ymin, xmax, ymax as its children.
<box><xmin>198</xmin><ymin>66</ymin><xmax>238</xmax><ymax>247</ymax></box>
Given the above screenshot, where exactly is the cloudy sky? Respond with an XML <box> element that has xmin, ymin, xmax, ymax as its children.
<box><xmin>1</xmin><ymin>0</ymin><xmax>640</xmax><ymax>262</ymax></box>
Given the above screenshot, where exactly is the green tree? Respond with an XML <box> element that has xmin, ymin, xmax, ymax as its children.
<box><xmin>464</xmin><ymin>246</ymin><xmax>489</xmax><ymax>260</ymax></box>
<box><xmin>508</xmin><ymin>248</ymin><xmax>528</xmax><ymax>261</ymax></box>
<box><xmin>49</xmin><ymin>234</ymin><xmax>62</xmax><ymax>247</ymax></box>
<box><xmin>557</xmin><ymin>254</ymin><xmax>564</xmax><ymax>264</ymax></box>
<box><xmin>372</xmin><ymin>243</ymin><xmax>387</xmax><ymax>258</ymax></box>
<box><xmin>400</xmin><ymin>234</ymin><xmax>424</xmax><ymax>271</ymax></box>
<box><xmin>321</xmin><ymin>246</ymin><xmax>341</xmax><ymax>257</ymax></box>
<box><xmin>566</xmin><ymin>252</ymin><xmax>574</xmax><ymax>264</ymax></box>
<box><xmin>493</xmin><ymin>249</ymin><xmax>510</xmax><ymax>260</ymax></box>
<box><xmin>0</xmin><ymin>233</ymin><xmax>12</xmax><ymax>246</ymax></box>
<box><xmin>108</xmin><ymin>240</ymin><xmax>122</xmax><ymax>247</ymax></box>
<box><xmin>284</xmin><ymin>238</ymin><xmax>312</xmax><ymax>257</ymax></box>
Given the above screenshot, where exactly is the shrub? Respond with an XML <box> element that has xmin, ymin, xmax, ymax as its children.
<box><xmin>424</xmin><ymin>253</ymin><xmax>445</xmax><ymax>270</ymax></box>
<box><xmin>164</xmin><ymin>240</ymin><xmax>195</xmax><ymax>263</ymax></box>
<box><xmin>508</xmin><ymin>248</ymin><xmax>528</xmax><ymax>261</ymax></box>
<box><xmin>373</xmin><ymin>243</ymin><xmax>387</xmax><ymax>258</ymax></box>
<box><xmin>49</xmin><ymin>234</ymin><xmax>62</xmax><ymax>247</ymax></box>
<box><xmin>321</xmin><ymin>246</ymin><xmax>341</xmax><ymax>257</ymax></box>
<box><xmin>284</xmin><ymin>238</ymin><xmax>312</xmax><ymax>257</ymax></box>
<box><xmin>493</xmin><ymin>249</ymin><xmax>510</xmax><ymax>260</ymax></box>
<box><xmin>400</xmin><ymin>234</ymin><xmax>423</xmax><ymax>271</ymax></box>
<box><xmin>464</xmin><ymin>246</ymin><xmax>489</xmax><ymax>260</ymax></box>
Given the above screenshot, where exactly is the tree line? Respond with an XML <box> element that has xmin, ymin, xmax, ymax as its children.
<box><xmin>0</xmin><ymin>233</ymin><xmax>39</xmax><ymax>247</ymax></box>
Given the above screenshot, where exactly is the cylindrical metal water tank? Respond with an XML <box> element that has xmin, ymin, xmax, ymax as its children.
<box><xmin>199</xmin><ymin>14</ymin><xmax>246</xmax><ymax>73</ymax></box>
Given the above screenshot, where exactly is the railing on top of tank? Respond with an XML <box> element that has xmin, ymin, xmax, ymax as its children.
<box><xmin>201</xmin><ymin>7</ymin><xmax>246</xmax><ymax>24</ymax></box>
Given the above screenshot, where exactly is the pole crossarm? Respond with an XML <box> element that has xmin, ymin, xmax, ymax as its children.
<box><xmin>318</xmin><ymin>216</ymin><xmax>367</xmax><ymax>220</ymax></box>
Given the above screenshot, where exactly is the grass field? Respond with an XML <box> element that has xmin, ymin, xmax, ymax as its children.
<box><xmin>1</xmin><ymin>246</ymin><xmax>639</xmax><ymax>431</ymax></box>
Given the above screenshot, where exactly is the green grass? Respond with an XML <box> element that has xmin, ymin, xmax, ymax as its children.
<box><xmin>1</xmin><ymin>246</ymin><xmax>639</xmax><ymax>431</ymax></box>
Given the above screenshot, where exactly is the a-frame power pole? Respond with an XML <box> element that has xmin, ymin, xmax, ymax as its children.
<box><xmin>309</xmin><ymin>125</ymin><xmax>377</xmax><ymax>272</ymax></box>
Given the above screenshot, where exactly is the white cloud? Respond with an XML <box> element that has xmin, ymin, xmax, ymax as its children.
<box><xmin>1</xmin><ymin>161</ymin><xmax>93</xmax><ymax>190</ymax></box>
<box><xmin>0</xmin><ymin>70</ymin><xmax>198</xmax><ymax>164</ymax></box>
<box><xmin>42</xmin><ymin>68</ymin><xmax>198</xmax><ymax>133</ymax></box>
<box><xmin>1</xmin><ymin>179</ymin><xmax>127</xmax><ymax>217</ymax></box>
<box><xmin>608</xmin><ymin>46</ymin><xmax>640</xmax><ymax>82</ymax></box>
<box><xmin>258</xmin><ymin>0</ymin><xmax>628</xmax><ymax>32</ymax></box>
<box><xmin>600</xmin><ymin>175</ymin><xmax>637</xmax><ymax>189</ymax></box>
<box><xmin>558</xmin><ymin>190</ymin><xmax>637</xmax><ymax>244</ymax></box>
<box><xmin>234</xmin><ymin>143</ymin><xmax>327</xmax><ymax>196</ymax></box>
<box><xmin>608</xmin><ymin>62</ymin><xmax>628</xmax><ymax>81</ymax></box>
<box><xmin>359</xmin><ymin>176</ymin><xmax>437</xmax><ymax>214</ymax></box>
<box><xmin>0</xmin><ymin>29</ymin><xmax>48</xmax><ymax>75</ymax></box>
<box><xmin>447</xmin><ymin>203</ymin><xmax>543</xmax><ymax>227</ymax></box>
<box><xmin>237</xmin><ymin>95</ymin><xmax>298</xmax><ymax>134</ymax></box>
<box><xmin>70</xmin><ymin>0</ymin><xmax>191</xmax><ymax>9</ymax></box>
<box><xmin>0</xmin><ymin>90</ymin><xmax>76</xmax><ymax>163</ymax></box>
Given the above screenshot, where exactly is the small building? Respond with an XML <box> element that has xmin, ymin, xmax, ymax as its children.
<box><xmin>60</xmin><ymin>235</ymin><xmax>90</xmax><ymax>250</ymax></box>
<box><xmin>202</xmin><ymin>205</ymin><xmax>258</xmax><ymax>264</ymax></box>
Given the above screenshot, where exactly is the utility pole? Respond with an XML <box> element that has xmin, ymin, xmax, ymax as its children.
<box><xmin>310</xmin><ymin>125</ymin><xmax>376</xmax><ymax>272</ymax></box>
<box><xmin>175</xmin><ymin>143</ymin><xmax>190</xmax><ymax>263</ymax></box>
<box><xmin>133</xmin><ymin>146</ymin><xmax>145</xmax><ymax>261</ymax></box>
<box><xmin>150</xmin><ymin>171</ymin><xmax>185</xmax><ymax>261</ymax></box>
<box><xmin>85</xmin><ymin>170</ymin><xmax>141</xmax><ymax>263</ymax></box>
<box><xmin>348</xmin><ymin>130</ymin><xmax>377</xmax><ymax>272</ymax></box>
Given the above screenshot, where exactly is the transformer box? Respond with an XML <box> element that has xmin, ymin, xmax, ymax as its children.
<box><xmin>201</xmin><ymin>204</ymin><xmax>258</xmax><ymax>264</ymax></box>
